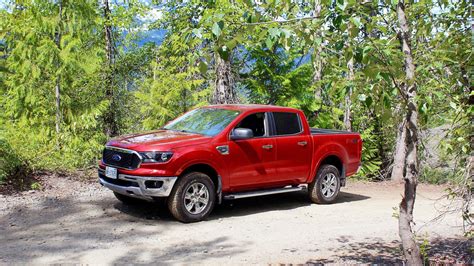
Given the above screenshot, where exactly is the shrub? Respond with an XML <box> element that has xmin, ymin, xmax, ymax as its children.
<box><xmin>419</xmin><ymin>167</ymin><xmax>456</xmax><ymax>185</ymax></box>
<box><xmin>0</xmin><ymin>138</ymin><xmax>32</xmax><ymax>188</ymax></box>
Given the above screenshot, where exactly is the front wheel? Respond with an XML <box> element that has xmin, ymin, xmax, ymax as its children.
<box><xmin>167</xmin><ymin>172</ymin><xmax>216</xmax><ymax>223</ymax></box>
<box><xmin>308</xmin><ymin>164</ymin><xmax>341</xmax><ymax>204</ymax></box>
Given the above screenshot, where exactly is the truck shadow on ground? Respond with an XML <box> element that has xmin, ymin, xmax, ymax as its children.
<box><xmin>1</xmin><ymin>191</ymin><xmax>468</xmax><ymax>264</ymax></box>
<box><xmin>0</xmin><ymin>189</ymin><xmax>369</xmax><ymax>263</ymax></box>
<box><xmin>305</xmin><ymin>237</ymin><xmax>471</xmax><ymax>264</ymax></box>
<box><xmin>211</xmin><ymin>191</ymin><xmax>370</xmax><ymax>220</ymax></box>
<box><xmin>0</xmin><ymin>196</ymin><xmax>246</xmax><ymax>264</ymax></box>
<box><xmin>108</xmin><ymin>236</ymin><xmax>247</xmax><ymax>265</ymax></box>
<box><xmin>115</xmin><ymin>190</ymin><xmax>370</xmax><ymax>222</ymax></box>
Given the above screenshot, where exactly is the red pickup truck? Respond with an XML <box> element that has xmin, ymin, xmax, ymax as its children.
<box><xmin>99</xmin><ymin>104</ymin><xmax>362</xmax><ymax>222</ymax></box>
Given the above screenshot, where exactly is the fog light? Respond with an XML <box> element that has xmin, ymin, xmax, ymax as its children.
<box><xmin>145</xmin><ymin>180</ymin><xmax>163</xmax><ymax>189</ymax></box>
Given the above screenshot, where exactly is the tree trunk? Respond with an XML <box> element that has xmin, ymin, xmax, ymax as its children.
<box><xmin>212</xmin><ymin>53</ymin><xmax>236</xmax><ymax>104</ymax></box>
<box><xmin>396</xmin><ymin>1</ymin><xmax>423</xmax><ymax>265</ymax></box>
<box><xmin>343</xmin><ymin>57</ymin><xmax>354</xmax><ymax>131</ymax></box>
<box><xmin>391</xmin><ymin>119</ymin><xmax>407</xmax><ymax>181</ymax></box>
<box><xmin>463</xmin><ymin>156</ymin><xmax>473</xmax><ymax>233</ymax></box>
<box><xmin>54</xmin><ymin>0</ymin><xmax>63</xmax><ymax>134</ymax></box>
<box><xmin>103</xmin><ymin>0</ymin><xmax>113</xmax><ymax>71</ymax></box>
<box><xmin>312</xmin><ymin>0</ymin><xmax>323</xmax><ymax>101</ymax></box>
<box><xmin>55</xmin><ymin>79</ymin><xmax>61</xmax><ymax>133</ymax></box>
<box><xmin>103</xmin><ymin>0</ymin><xmax>118</xmax><ymax>137</ymax></box>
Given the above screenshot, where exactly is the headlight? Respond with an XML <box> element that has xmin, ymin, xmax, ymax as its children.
<box><xmin>139</xmin><ymin>151</ymin><xmax>173</xmax><ymax>163</ymax></box>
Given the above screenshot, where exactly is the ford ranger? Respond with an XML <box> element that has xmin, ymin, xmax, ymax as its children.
<box><xmin>98</xmin><ymin>104</ymin><xmax>362</xmax><ymax>222</ymax></box>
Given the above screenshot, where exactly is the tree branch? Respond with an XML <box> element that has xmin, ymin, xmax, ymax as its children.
<box><xmin>243</xmin><ymin>15</ymin><xmax>319</xmax><ymax>26</ymax></box>
<box><xmin>366</xmin><ymin>37</ymin><xmax>408</xmax><ymax>102</ymax></box>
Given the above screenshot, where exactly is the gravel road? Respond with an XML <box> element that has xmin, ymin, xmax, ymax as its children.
<box><xmin>0</xmin><ymin>176</ymin><xmax>469</xmax><ymax>264</ymax></box>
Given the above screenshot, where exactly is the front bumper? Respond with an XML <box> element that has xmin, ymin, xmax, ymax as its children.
<box><xmin>98</xmin><ymin>168</ymin><xmax>177</xmax><ymax>201</ymax></box>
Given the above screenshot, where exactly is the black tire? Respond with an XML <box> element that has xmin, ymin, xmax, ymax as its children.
<box><xmin>167</xmin><ymin>172</ymin><xmax>216</xmax><ymax>223</ymax></box>
<box><xmin>114</xmin><ymin>192</ymin><xmax>146</xmax><ymax>205</ymax></box>
<box><xmin>308</xmin><ymin>164</ymin><xmax>341</xmax><ymax>204</ymax></box>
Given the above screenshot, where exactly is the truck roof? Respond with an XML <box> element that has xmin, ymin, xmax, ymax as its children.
<box><xmin>204</xmin><ymin>104</ymin><xmax>301</xmax><ymax>113</ymax></box>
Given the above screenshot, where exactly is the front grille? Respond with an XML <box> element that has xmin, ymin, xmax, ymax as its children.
<box><xmin>102</xmin><ymin>147</ymin><xmax>141</xmax><ymax>169</ymax></box>
<box><xmin>99</xmin><ymin>173</ymin><xmax>139</xmax><ymax>187</ymax></box>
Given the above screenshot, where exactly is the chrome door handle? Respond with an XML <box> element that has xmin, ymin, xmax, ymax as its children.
<box><xmin>297</xmin><ymin>141</ymin><xmax>308</xmax><ymax>146</ymax></box>
<box><xmin>262</xmin><ymin>144</ymin><xmax>273</xmax><ymax>150</ymax></box>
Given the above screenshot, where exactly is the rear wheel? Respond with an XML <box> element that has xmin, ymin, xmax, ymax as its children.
<box><xmin>167</xmin><ymin>172</ymin><xmax>216</xmax><ymax>223</ymax></box>
<box><xmin>308</xmin><ymin>164</ymin><xmax>341</xmax><ymax>204</ymax></box>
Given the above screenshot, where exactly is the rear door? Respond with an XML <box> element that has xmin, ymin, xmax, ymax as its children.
<box><xmin>271</xmin><ymin>112</ymin><xmax>312</xmax><ymax>183</ymax></box>
<box><xmin>227</xmin><ymin>112</ymin><xmax>278</xmax><ymax>190</ymax></box>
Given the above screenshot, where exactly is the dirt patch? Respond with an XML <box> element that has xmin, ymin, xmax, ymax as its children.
<box><xmin>0</xmin><ymin>168</ymin><xmax>97</xmax><ymax>195</ymax></box>
<box><xmin>0</xmin><ymin>170</ymin><xmax>37</xmax><ymax>195</ymax></box>
<box><xmin>0</xmin><ymin>176</ymin><xmax>470</xmax><ymax>264</ymax></box>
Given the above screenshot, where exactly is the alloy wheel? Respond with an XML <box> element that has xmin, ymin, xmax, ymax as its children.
<box><xmin>184</xmin><ymin>182</ymin><xmax>209</xmax><ymax>214</ymax></box>
<box><xmin>321</xmin><ymin>173</ymin><xmax>337</xmax><ymax>198</ymax></box>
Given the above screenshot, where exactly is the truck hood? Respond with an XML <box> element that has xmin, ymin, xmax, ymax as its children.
<box><xmin>106</xmin><ymin>130</ymin><xmax>212</xmax><ymax>151</ymax></box>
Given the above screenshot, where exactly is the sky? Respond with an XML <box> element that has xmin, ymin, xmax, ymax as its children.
<box><xmin>134</xmin><ymin>4</ymin><xmax>166</xmax><ymax>46</ymax></box>
<box><xmin>0</xmin><ymin>0</ymin><xmax>167</xmax><ymax>47</ymax></box>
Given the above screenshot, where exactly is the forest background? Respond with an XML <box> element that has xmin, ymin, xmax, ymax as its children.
<box><xmin>0</xmin><ymin>1</ymin><xmax>471</xmax><ymax>263</ymax></box>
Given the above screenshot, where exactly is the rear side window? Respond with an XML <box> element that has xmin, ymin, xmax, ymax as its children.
<box><xmin>273</xmin><ymin>112</ymin><xmax>301</xmax><ymax>135</ymax></box>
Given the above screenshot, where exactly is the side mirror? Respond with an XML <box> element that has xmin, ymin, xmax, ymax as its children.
<box><xmin>230</xmin><ymin>128</ymin><xmax>254</xmax><ymax>140</ymax></box>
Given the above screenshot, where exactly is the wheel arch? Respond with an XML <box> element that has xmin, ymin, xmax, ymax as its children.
<box><xmin>319</xmin><ymin>155</ymin><xmax>344</xmax><ymax>176</ymax></box>
<box><xmin>311</xmin><ymin>154</ymin><xmax>346</xmax><ymax>186</ymax></box>
<box><xmin>179</xmin><ymin>163</ymin><xmax>222</xmax><ymax>203</ymax></box>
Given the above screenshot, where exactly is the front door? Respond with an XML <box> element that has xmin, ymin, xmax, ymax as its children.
<box><xmin>227</xmin><ymin>112</ymin><xmax>278</xmax><ymax>190</ymax></box>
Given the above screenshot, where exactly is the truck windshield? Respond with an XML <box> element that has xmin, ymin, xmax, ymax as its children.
<box><xmin>163</xmin><ymin>108</ymin><xmax>240</xmax><ymax>136</ymax></box>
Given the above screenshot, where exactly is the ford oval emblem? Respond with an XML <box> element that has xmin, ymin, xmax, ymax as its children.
<box><xmin>112</xmin><ymin>154</ymin><xmax>122</xmax><ymax>162</ymax></box>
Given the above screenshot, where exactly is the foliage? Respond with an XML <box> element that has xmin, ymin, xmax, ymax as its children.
<box><xmin>240</xmin><ymin>46</ymin><xmax>314</xmax><ymax>109</ymax></box>
<box><xmin>0</xmin><ymin>137</ymin><xmax>30</xmax><ymax>184</ymax></box>
<box><xmin>352</xmin><ymin>126</ymin><xmax>383</xmax><ymax>179</ymax></box>
<box><xmin>418</xmin><ymin>235</ymin><xmax>430</xmax><ymax>264</ymax></box>
<box><xmin>136</xmin><ymin>9</ymin><xmax>210</xmax><ymax>129</ymax></box>
<box><xmin>0</xmin><ymin>0</ymin><xmax>150</xmax><ymax>178</ymax></box>
<box><xmin>30</xmin><ymin>182</ymin><xmax>42</xmax><ymax>190</ymax></box>
<box><xmin>0</xmin><ymin>0</ymin><xmax>105</xmax><ymax>171</ymax></box>
<box><xmin>0</xmin><ymin>0</ymin><xmax>470</xmax><ymax>190</ymax></box>
<box><xmin>419</xmin><ymin>167</ymin><xmax>456</xmax><ymax>185</ymax></box>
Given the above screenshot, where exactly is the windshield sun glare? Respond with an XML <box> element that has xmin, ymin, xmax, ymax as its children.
<box><xmin>164</xmin><ymin>108</ymin><xmax>240</xmax><ymax>136</ymax></box>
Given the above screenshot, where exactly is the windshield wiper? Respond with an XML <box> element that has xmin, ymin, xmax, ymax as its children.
<box><xmin>160</xmin><ymin>128</ymin><xmax>203</xmax><ymax>135</ymax></box>
<box><xmin>178</xmin><ymin>129</ymin><xmax>193</xmax><ymax>133</ymax></box>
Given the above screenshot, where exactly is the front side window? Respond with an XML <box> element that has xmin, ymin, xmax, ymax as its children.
<box><xmin>164</xmin><ymin>108</ymin><xmax>240</xmax><ymax>136</ymax></box>
<box><xmin>273</xmin><ymin>112</ymin><xmax>301</xmax><ymax>135</ymax></box>
<box><xmin>235</xmin><ymin>112</ymin><xmax>266</xmax><ymax>137</ymax></box>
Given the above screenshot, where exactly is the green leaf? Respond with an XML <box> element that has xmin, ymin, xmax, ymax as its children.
<box><xmin>198</xmin><ymin>60</ymin><xmax>208</xmax><ymax>75</ymax></box>
<box><xmin>420</xmin><ymin>102</ymin><xmax>428</xmax><ymax>114</ymax></box>
<box><xmin>349</xmin><ymin>17</ymin><xmax>361</xmax><ymax>28</ymax></box>
<box><xmin>268</xmin><ymin>28</ymin><xmax>280</xmax><ymax>38</ymax></box>
<box><xmin>336</xmin><ymin>0</ymin><xmax>347</xmax><ymax>11</ymax></box>
<box><xmin>314</xmin><ymin>37</ymin><xmax>322</xmax><ymax>47</ymax></box>
<box><xmin>333</xmin><ymin>15</ymin><xmax>343</xmax><ymax>29</ymax></box>
<box><xmin>365</xmin><ymin>96</ymin><xmax>373</xmax><ymax>107</ymax></box>
<box><xmin>380</xmin><ymin>72</ymin><xmax>391</xmax><ymax>83</ymax></box>
<box><xmin>192</xmin><ymin>28</ymin><xmax>203</xmax><ymax>39</ymax></box>
<box><xmin>281</xmin><ymin>28</ymin><xmax>291</xmax><ymax>38</ymax></box>
<box><xmin>265</xmin><ymin>37</ymin><xmax>274</xmax><ymax>50</ymax></box>
<box><xmin>212</xmin><ymin>21</ymin><xmax>224</xmax><ymax>38</ymax></box>
<box><xmin>226</xmin><ymin>39</ymin><xmax>238</xmax><ymax>50</ymax></box>
<box><xmin>358</xmin><ymin>94</ymin><xmax>367</xmax><ymax>102</ymax></box>
<box><xmin>335</xmin><ymin>40</ymin><xmax>344</xmax><ymax>51</ymax></box>
<box><xmin>217</xmin><ymin>45</ymin><xmax>230</xmax><ymax>61</ymax></box>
